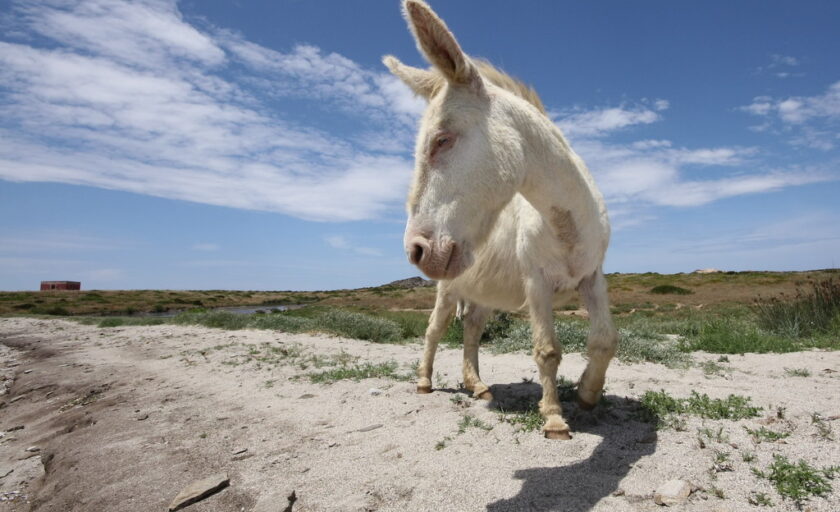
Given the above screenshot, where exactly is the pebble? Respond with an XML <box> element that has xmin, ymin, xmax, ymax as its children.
<box><xmin>653</xmin><ymin>479</ymin><xmax>692</xmax><ymax>506</ymax></box>
<box><xmin>368</xmin><ymin>388</ymin><xmax>384</xmax><ymax>396</ymax></box>
<box><xmin>25</xmin><ymin>446</ymin><xmax>40</xmax><ymax>453</ymax></box>
<box><xmin>168</xmin><ymin>473</ymin><xmax>230</xmax><ymax>512</ymax></box>
<box><xmin>136</xmin><ymin>413</ymin><xmax>149</xmax><ymax>421</ymax></box>
<box><xmin>356</xmin><ymin>424</ymin><xmax>383</xmax><ymax>433</ymax></box>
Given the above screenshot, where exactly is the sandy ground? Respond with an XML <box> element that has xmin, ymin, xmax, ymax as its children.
<box><xmin>1</xmin><ymin>317</ymin><xmax>839</xmax><ymax>512</ymax></box>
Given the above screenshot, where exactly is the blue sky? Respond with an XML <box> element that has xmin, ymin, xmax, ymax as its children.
<box><xmin>1</xmin><ymin>0</ymin><xmax>839</xmax><ymax>291</ymax></box>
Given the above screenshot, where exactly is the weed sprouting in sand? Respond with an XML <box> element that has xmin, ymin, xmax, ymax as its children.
<box><xmin>753</xmin><ymin>455</ymin><xmax>837</xmax><ymax>507</ymax></box>
<box><xmin>784</xmin><ymin>367</ymin><xmax>811</xmax><ymax>377</ymax></box>
<box><xmin>744</xmin><ymin>426</ymin><xmax>791</xmax><ymax>443</ymax></box>
<box><xmin>811</xmin><ymin>412</ymin><xmax>834</xmax><ymax>441</ymax></box>
<box><xmin>457</xmin><ymin>415</ymin><xmax>493</xmax><ymax>433</ymax></box>
<box><xmin>307</xmin><ymin>361</ymin><xmax>410</xmax><ymax>384</ymax></box>
<box><xmin>701</xmin><ymin>360</ymin><xmax>729</xmax><ymax>377</ymax></box>
<box><xmin>639</xmin><ymin>390</ymin><xmax>761</xmax><ymax>428</ymax></box>
<box><xmin>748</xmin><ymin>491</ymin><xmax>773</xmax><ymax>506</ymax></box>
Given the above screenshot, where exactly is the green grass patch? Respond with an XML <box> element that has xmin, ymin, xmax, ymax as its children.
<box><xmin>96</xmin><ymin>317</ymin><xmax>168</xmax><ymax>328</ymax></box>
<box><xmin>499</xmin><ymin>402</ymin><xmax>543</xmax><ymax>432</ymax></box>
<box><xmin>169</xmin><ymin>307</ymin><xmax>403</xmax><ymax>343</ymax></box>
<box><xmin>677</xmin><ymin>316</ymin><xmax>799</xmax><ymax>354</ymax></box>
<box><xmin>754</xmin><ymin>278</ymin><xmax>840</xmax><ymax>338</ymax></box>
<box><xmin>457</xmin><ymin>415</ymin><xmax>493</xmax><ymax>433</ymax></box>
<box><xmin>753</xmin><ymin>455</ymin><xmax>838</xmax><ymax>507</ymax></box>
<box><xmin>744</xmin><ymin>426</ymin><xmax>791</xmax><ymax>443</ymax></box>
<box><xmin>639</xmin><ymin>390</ymin><xmax>761</xmax><ymax>428</ymax></box>
<box><xmin>307</xmin><ymin>360</ymin><xmax>409</xmax><ymax>383</ymax></box>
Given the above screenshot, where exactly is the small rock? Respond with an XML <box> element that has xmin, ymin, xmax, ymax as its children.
<box><xmin>6</xmin><ymin>426</ymin><xmax>24</xmax><ymax>432</ymax></box>
<box><xmin>25</xmin><ymin>446</ymin><xmax>40</xmax><ymax>453</ymax></box>
<box><xmin>612</xmin><ymin>488</ymin><xmax>625</xmax><ymax>496</ymax></box>
<box><xmin>136</xmin><ymin>413</ymin><xmax>149</xmax><ymax>421</ymax></box>
<box><xmin>327</xmin><ymin>440</ymin><xmax>338</xmax><ymax>448</ymax></box>
<box><xmin>23</xmin><ymin>370</ymin><xmax>32</xmax><ymax>374</ymax></box>
<box><xmin>654</xmin><ymin>479</ymin><xmax>691</xmax><ymax>506</ymax></box>
<box><xmin>368</xmin><ymin>388</ymin><xmax>384</xmax><ymax>396</ymax></box>
<box><xmin>10</xmin><ymin>395</ymin><xmax>25</xmax><ymax>403</ymax></box>
<box><xmin>298</xmin><ymin>393</ymin><xmax>316</xmax><ymax>399</ymax></box>
<box><xmin>232</xmin><ymin>448</ymin><xmax>248</xmax><ymax>455</ymax></box>
<box><xmin>356</xmin><ymin>424</ymin><xmax>383</xmax><ymax>433</ymax></box>
<box><xmin>168</xmin><ymin>473</ymin><xmax>230</xmax><ymax>511</ymax></box>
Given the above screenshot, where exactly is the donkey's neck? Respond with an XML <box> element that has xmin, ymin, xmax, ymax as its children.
<box><xmin>516</xmin><ymin>113</ymin><xmax>605</xmax><ymax>226</ymax></box>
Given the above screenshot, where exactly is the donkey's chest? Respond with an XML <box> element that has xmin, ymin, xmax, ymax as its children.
<box><xmin>449</xmin><ymin>206</ymin><xmax>590</xmax><ymax>312</ymax></box>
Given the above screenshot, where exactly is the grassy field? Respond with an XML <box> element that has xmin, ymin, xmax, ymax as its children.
<box><xmin>2</xmin><ymin>269</ymin><xmax>839</xmax><ymax>358</ymax></box>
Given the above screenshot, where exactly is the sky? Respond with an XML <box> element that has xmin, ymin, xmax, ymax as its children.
<box><xmin>1</xmin><ymin>0</ymin><xmax>839</xmax><ymax>291</ymax></box>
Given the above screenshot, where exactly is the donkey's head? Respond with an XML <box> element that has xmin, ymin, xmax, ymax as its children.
<box><xmin>384</xmin><ymin>0</ymin><xmax>527</xmax><ymax>280</ymax></box>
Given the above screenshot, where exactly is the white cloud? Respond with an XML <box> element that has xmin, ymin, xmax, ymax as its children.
<box><xmin>0</xmin><ymin>0</ymin><xmax>420</xmax><ymax>222</ymax></box>
<box><xmin>324</xmin><ymin>235</ymin><xmax>382</xmax><ymax>257</ymax></box>
<box><xmin>739</xmin><ymin>81</ymin><xmax>840</xmax><ymax>150</ymax></box>
<box><xmin>741</xmin><ymin>82</ymin><xmax>840</xmax><ymax>124</ymax></box>
<box><xmin>770</xmin><ymin>54</ymin><xmax>799</xmax><ymax>67</ymax></box>
<box><xmin>573</xmin><ymin>135</ymin><xmax>830</xmax><ymax>214</ymax></box>
<box><xmin>554</xmin><ymin>103</ymin><xmax>663</xmax><ymax>137</ymax></box>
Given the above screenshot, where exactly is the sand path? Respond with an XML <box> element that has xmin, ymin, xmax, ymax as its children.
<box><xmin>1</xmin><ymin>317</ymin><xmax>838</xmax><ymax>511</ymax></box>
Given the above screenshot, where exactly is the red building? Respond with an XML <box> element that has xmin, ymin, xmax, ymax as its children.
<box><xmin>40</xmin><ymin>281</ymin><xmax>81</xmax><ymax>291</ymax></box>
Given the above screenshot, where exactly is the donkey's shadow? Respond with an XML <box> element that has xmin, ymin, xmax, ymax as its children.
<box><xmin>484</xmin><ymin>381</ymin><xmax>658</xmax><ymax>512</ymax></box>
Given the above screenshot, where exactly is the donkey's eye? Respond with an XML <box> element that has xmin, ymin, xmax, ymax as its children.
<box><xmin>430</xmin><ymin>132</ymin><xmax>455</xmax><ymax>159</ymax></box>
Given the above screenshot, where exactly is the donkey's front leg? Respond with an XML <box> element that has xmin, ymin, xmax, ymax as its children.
<box><xmin>417</xmin><ymin>284</ymin><xmax>456</xmax><ymax>393</ymax></box>
<box><xmin>527</xmin><ymin>278</ymin><xmax>571</xmax><ymax>440</ymax></box>
<box><xmin>461</xmin><ymin>303</ymin><xmax>492</xmax><ymax>400</ymax></box>
<box><xmin>577</xmin><ymin>268</ymin><xmax>618</xmax><ymax>409</ymax></box>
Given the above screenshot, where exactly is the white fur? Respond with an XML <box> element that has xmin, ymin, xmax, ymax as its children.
<box><xmin>387</xmin><ymin>0</ymin><xmax>618</xmax><ymax>438</ymax></box>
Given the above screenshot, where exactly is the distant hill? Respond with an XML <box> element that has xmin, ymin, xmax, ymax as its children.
<box><xmin>383</xmin><ymin>276</ymin><xmax>435</xmax><ymax>289</ymax></box>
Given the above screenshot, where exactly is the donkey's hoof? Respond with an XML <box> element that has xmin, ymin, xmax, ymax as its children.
<box><xmin>416</xmin><ymin>385</ymin><xmax>432</xmax><ymax>394</ymax></box>
<box><xmin>544</xmin><ymin>429</ymin><xmax>573</xmax><ymax>440</ymax></box>
<box><xmin>476</xmin><ymin>390</ymin><xmax>494</xmax><ymax>401</ymax></box>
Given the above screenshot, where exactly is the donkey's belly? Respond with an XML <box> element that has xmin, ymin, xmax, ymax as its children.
<box><xmin>450</xmin><ymin>268</ymin><xmax>528</xmax><ymax>312</ymax></box>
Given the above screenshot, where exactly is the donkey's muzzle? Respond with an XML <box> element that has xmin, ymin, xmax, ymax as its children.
<box><xmin>407</xmin><ymin>237</ymin><xmax>430</xmax><ymax>266</ymax></box>
<box><xmin>405</xmin><ymin>236</ymin><xmax>461</xmax><ymax>280</ymax></box>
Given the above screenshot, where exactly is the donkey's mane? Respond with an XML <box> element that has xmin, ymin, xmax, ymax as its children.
<box><xmin>424</xmin><ymin>59</ymin><xmax>546</xmax><ymax>115</ymax></box>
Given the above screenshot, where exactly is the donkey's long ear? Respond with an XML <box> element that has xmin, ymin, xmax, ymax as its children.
<box><xmin>382</xmin><ymin>55</ymin><xmax>438</xmax><ymax>99</ymax></box>
<box><xmin>403</xmin><ymin>0</ymin><xmax>481</xmax><ymax>88</ymax></box>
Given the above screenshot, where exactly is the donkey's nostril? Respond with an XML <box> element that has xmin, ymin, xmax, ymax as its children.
<box><xmin>409</xmin><ymin>243</ymin><xmax>424</xmax><ymax>265</ymax></box>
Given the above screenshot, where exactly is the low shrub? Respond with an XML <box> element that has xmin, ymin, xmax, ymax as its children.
<box><xmin>754</xmin><ymin>278</ymin><xmax>840</xmax><ymax>338</ymax></box>
<box><xmin>650</xmin><ymin>285</ymin><xmax>693</xmax><ymax>295</ymax></box>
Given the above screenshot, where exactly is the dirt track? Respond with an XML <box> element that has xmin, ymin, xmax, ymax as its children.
<box><xmin>1</xmin><ymin>318</ymin><xmax>839</xmax><ymax>511</ymax></box>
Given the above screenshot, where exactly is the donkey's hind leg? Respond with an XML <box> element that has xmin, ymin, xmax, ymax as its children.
<box><xmin>417</xmin><ymin>283</ymin><xmax>457</xmax><ymax>394</ymax></box>
<box><xmin>577</xmin><ymin>268</ymin><xmax>618</xmax><ymax>409</ymax></box>
<box><xmin>461</xmin><ymin>303</ymin><xmax>492</xmax><ymax>400</ymax></box>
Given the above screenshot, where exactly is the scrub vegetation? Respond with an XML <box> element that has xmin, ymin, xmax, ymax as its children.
<box><xmin>3</xmin><ymin>270</ymin><xmax>839</xmax><ymax>360</ymax></box>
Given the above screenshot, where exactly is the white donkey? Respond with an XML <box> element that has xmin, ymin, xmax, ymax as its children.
<box><xmin>384</xmin><ymin>0</ymin><xmax>618</xmax><ymax>439</ymax></box>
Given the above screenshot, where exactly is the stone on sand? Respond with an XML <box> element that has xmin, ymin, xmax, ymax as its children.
<box><xmin>168</xmin><ymin>473</ymin><xmax>230</xmax><ymax>511</ymax></box>
<box><xmin>653</xmin><ymin>479</ymin><xmax>691</xmax><ymax>506</ymax></box>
